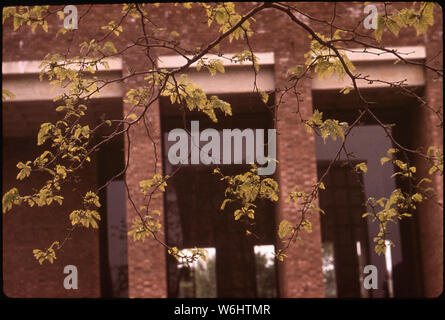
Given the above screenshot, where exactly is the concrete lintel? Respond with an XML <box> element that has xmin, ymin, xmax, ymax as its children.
<box><xmin>3</xmin><ymin>71</ymin><xmax>123</xmax><ymax>101</ymax></box>
<box><xmin>345</xmin><ymin>46</ymin><xmax>426</xmax><ymax>62</ymax></box>
<box><xmin>182</xmin><ymin>66</ymin><xmax>275</xmax><ymax>94</ymax></box>
<box><xmin>157</xmin><ymin>52</ymin><xmax>275</xmax><ymax>69</ymax></box>
<box><xmin>2</xmin><ymin>58</ymin><xmax>122</xmax><ymax>75</ymax></box>
<box><xmin>156</xmin><ymin>53</ymin><xmax>275</xmax><ymax>94</ymax></box>
<box><xmin>2</xmin><ymin>58</ymin><xmax>123</xmax><ymax>101</ymax></box>
<box><xmin>312</xmin><ymin>46</ymin><xmax>426</xmax><ymax>90</ymax></box>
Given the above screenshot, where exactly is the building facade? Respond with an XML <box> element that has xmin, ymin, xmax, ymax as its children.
<box><xmin>2</xmin><ymin>2</ymin><xmax>443</xmax><ymax>298</ymax></box>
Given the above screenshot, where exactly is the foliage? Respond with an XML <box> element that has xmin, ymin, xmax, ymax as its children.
<box><xmin>160</xmin><ymin>74</ymin><xmax>232</xmax><ymax>123</ymax></box>
<box><xmin>374</xmin><ymin>2</ymin><xmax>435</xmax><ymax>41</ymax></box>
<box><xmin>305</xmin><ymin>109</ymin><xmax>349</xmax><ymax>142</ymax></box>
<box><xmin>214</xmin><ymin>166</ymin><xmax>279</xmax><ymax>223</ymax></box>
<box><xmin>361</xmin><ymin>147</ymin><xmax>440</xmax><ymax>255</ymax></box>
<box><xmin>33</xmin><ymin>241</ymin><xmax>59</xmax><ymax>265</ymax></box>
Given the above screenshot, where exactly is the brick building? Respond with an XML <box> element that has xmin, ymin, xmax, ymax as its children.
<box><xmin>2</xmin><ymin>2</ymin><xmax>443</xmax><ymax>298</ymax></box>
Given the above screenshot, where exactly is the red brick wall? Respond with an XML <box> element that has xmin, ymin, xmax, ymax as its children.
<box><xmin>2</xmin><ymin>138</ymin><xmax>100</xmax><ymax>297</ymax></box>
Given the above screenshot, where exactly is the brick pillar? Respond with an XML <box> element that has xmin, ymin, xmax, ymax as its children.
<box><xmin>124</xmin><ymin>68</ymin><xmax>167</xmax><ymax>297</ymax></box>
<box><xmin>416</xmin><ymin>8</ymin><xmax>443</xmax><ymax>297</ymax></box>
<box><xmin>274</xmin><ymin>50</ymin><xmax>325</xmax><ymax>298</ymax></box>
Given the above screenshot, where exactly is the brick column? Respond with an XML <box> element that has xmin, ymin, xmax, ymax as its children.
<box><xmin>416</xmin><ymin>8</ymin><xmax>443</xmax><ymax>297</ymax></box>
<box><xmin>124</xmin><ymin>65</ymin><xmax>167</xmax><ymax>297</ymax></box>
<box><xmin>274</xmin><ymin>49</ymin><xmax>325</xmax><ymax>298</ymax></box>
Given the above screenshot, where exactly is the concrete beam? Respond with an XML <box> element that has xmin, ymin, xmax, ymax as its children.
<box><xmin>312</xmin><ymin>46</ymin><xmax>426</xmax><ymax>90</ymax></box>
<box><xmin>157</xmin><ymin>52</ymin><xmax>275</xmax><ymax>68</ymax></box>
<box><xmin>157</xmin><ymin>52</ymin><xmax>275</xmax><ymax>94</ymax></box>
<box><xmin>2</xmin><ymin>58</ymin><xmax>123</xmax><ymax>101</ymax></box>
<box><xmin>2</xmin><ymin>59</ymin><xmax>122</xmax><ymax>75</ymax></box>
